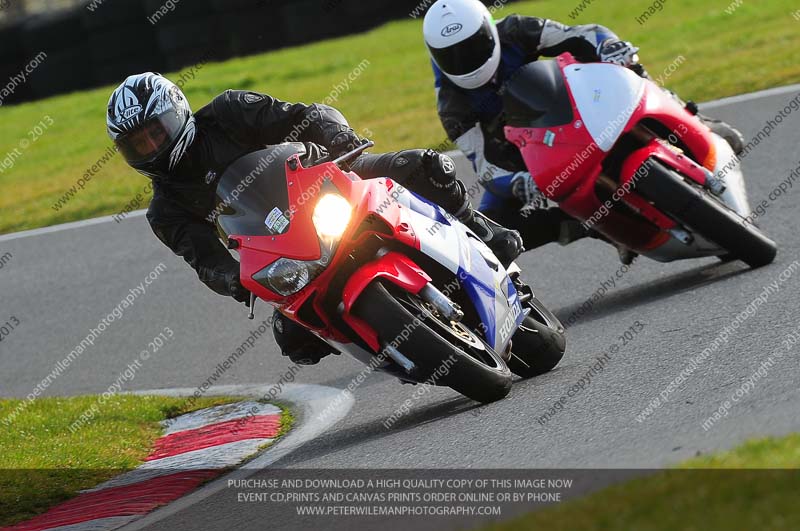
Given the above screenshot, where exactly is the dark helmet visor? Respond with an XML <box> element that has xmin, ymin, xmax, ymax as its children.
<box><xmin>115</xmin><ymin>111</ymin><xmax>184</xmax><ymax>165</ymax></box>
<box><xmin>428</xmin><ymin>19</ymin><xmax>496</xmax><ymax>77</ymax></box>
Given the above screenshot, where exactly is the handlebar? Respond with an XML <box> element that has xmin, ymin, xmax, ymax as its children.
<box><xmin>332</xmin><ymin>140</ymin><xmax>375</xmax><ymax>167</ymax></box>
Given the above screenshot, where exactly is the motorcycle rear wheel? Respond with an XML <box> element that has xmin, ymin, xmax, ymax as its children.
<box><xmin>507</xmin><ymin>292</ymin><xmax>567</xmax><ymax>379</ymax></box>
<box><xmin>353</xmin><ymin>281</ymin><xmax>512</xmax><ymax>404</ymax></box>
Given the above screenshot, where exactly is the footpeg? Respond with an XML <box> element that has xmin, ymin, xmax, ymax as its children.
<box><xmin>248</xmin><ymin>292</ymin><xmax>256</xmax><ymax>320</ymax></box>
<box><xmin>704</xmin><ymin>169</ymin><xmax>726</xmax><ymax>196</ymax></box>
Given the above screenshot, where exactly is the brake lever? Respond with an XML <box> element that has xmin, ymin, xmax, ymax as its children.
<box><xmin>332</xmin><ymin>140</ymin><xmax>375</xmax><ymax>167</ymax></box>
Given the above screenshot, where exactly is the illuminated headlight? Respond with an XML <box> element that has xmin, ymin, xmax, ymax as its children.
<box><xmin>254</xmin><ymin>194</ymin><xmax>350</xmax><ymax>297</ymax></box>
<box><xmin>313</xmin><ymin>194</ymin><xmax>352</xmax><ymax>239</ymax></box>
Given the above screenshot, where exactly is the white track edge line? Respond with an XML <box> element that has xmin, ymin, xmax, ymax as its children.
<box><xmin>0</xmin><ymin>210</ymin><xmax>147</xmax><ymax>242</ymax></box>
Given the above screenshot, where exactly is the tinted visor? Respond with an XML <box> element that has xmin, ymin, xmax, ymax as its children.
<box><xmin>116</xmin><ymin>111</ymin><xmax>183</xmax><ymax>164</ymax></box>
<box><xmin>429</xmin><ymin>19</ymin><xmax>496</xmax><ymax>76</ymax></box>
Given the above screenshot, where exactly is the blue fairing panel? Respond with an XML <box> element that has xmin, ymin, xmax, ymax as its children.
<box><xmin>402</xmin><ymin>186</ymin><xmax>524</xmax><ymax>351</ymax></box>
<box><xmin>406</xmin><ymin>189</ymin><xmax>453</xmax><ymax>226</ymax></box>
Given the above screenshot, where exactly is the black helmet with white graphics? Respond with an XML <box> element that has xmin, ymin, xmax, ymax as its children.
<box><xmin>423</xmin><ymin>0</ymin><xmax>501</xmax><ymax>90</ymax></box>
<box><xmin>107</xmin><ymin>73</ymin><xmax>195</xmax><ymax>179</ymax></box>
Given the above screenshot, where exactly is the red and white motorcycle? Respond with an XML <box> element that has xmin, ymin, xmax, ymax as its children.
<box><xmin>503</xmin><ymin>52</ymin><xmax>777</xmax><ymax>268</ymax></box>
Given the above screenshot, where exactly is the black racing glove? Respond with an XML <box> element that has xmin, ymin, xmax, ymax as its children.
<box><xmin>328</xmin><ymin>129</ymin><xmax>364</xmax><ymax>159</ymax></box>
<box><xmin>597</xmin><ymin>38</ymin><xmax>639</xmax><ymax>67</ymax></box>
<box><xmin>300</xmin><ymin>104</ymin><xmax>364</xmax><ymax>159</ymax></box>
<box><xmin>223</xmin><ymin>268</ymin><xmax>251</xmax><ymax>306</ymax></box>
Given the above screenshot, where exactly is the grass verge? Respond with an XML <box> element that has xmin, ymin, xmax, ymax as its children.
<box><xmin>1</xmin><ymin>0</ymin><xmax>799</xmax><ymax>234</ymax></box>
<box><xmin>0</xmin><ymin>394</ymin><xmax>293</xmax><ymax>527</ymax></box>
<box><xmin>487</xmin><ymin>433</ymin><xmax>800</xmax><ymax>531</ymax></box>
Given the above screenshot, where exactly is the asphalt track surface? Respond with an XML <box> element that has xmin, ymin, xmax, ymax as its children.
<box><xmin>1</xmin><ymin>87</ymin><xmax>799</xmax><ymax>529</ymax></box>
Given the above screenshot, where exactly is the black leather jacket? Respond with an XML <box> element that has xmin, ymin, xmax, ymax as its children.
<box><xmin>146</xmin><ymin>90</ymin><xmax>354</xmax><ymax>297</ymax></box>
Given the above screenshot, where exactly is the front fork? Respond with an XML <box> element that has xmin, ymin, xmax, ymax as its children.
<box><xmin>339</xmin><ymin>249</ymin><xmax>491</xmax><ymax>373</ymax></box>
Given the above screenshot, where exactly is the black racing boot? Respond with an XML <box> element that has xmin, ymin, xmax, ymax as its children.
<box><xmin>558</xmin><ymin>219</ymin><xmax>590</xmax><ymax>246</ymax></box>
<box><xmin>701</xmin><ymin>116</ymin><xmax>745</xmax><ymax>156</ymax></box>
<box><xmin>587</xmin><ymin>229</ymin><xmax>637</xmax><ymax>265</ymax></box>
<box><xmin>684</xmin><ymin>100</ymin><xmax>744</xmax><ymax>156</ymax></box>
<box><xmin>457</xmin><ymin>202</ymin><xmax>524</xmax><ymax>267</ymax></box>
<box><xmin>273</xmin><ymin>310</ymin><xmax>338</xmax><ymax>366</ymax></box>
<box><xmin>415</xmin><ymin>152</ymin><xmax>523</xmax><ymax>266</ymax></box>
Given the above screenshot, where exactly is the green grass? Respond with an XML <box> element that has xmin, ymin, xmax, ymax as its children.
<box><xmin>487</xmin><ymin>433</ymin><xmax>800</xmax><ymax>531</ymax></box>
<box><xmin>276</xmin><ymin>405</ymin><xmax>295</xmax><ymax>439</ymax></box>
<box><xmin>1</xmin><ymin>0</ymin><xmax>799</xmax><ymax>234</ymax></box>
<box><xmin>0</xmin><ymin>395</ymin><xmax>292</xmax><ymax>527</ymax></box>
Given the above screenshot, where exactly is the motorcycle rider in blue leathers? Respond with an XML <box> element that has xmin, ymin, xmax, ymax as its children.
<box><xmin>423</xmin><ymin>0</ymin><xmax>744</xmax><ymax>262</ymax></box>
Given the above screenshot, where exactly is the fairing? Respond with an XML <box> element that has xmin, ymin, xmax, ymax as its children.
<box><xmin>563</xmin><ymin>63</ymin><xmax>645</xmax><ymax>152</ymax></box>
<box><xmin>368</xmin><ymin>183</ymin><xmax>525</xmax><ymax>352</ymax></box>
<box><xmin>218</xmin><ymin>147</ymin><xmax>524</xmax><ymax>368</ymax></box>
<box><xmin>215</xmin><ymin>145</ymin><xmax>299</xmax><ymax>240</ymax></box>
<box><xmin>504</xmin><ymin>53</ymin><xmax>753</xmax><ymax>262</ymax></box>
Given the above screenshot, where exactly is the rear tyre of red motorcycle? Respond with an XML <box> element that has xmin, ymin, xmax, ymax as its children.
<box><xmin>635</xmin><ymin>160</ymin><xmax>777</xmax><ymax>268</ymax></box>
<box><xmin>353</xmin><ymin>281</ymin><xmax>513</xmax><ymax>404</ymax></box>
<box><xmin>508</xmin><ymin>295</ymin><xmax>566</xmax><ymax>379</ymax></box>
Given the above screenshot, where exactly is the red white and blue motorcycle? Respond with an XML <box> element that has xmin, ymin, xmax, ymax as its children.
<box><xmin>215</xmin><ymin>142</ymin><xmax>566</xmax><ymax>404</ymax></box>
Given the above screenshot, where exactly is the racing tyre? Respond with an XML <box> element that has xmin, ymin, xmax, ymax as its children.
<box><xmin>635</xmin><ymin>159</ymin><xmax>777</xmax><ymax>268</ymax></box>
<box><xmin>507</xmin><ymin>289</ymin><xmax>566</xmax><ymax>378</ymax></box>
<box><xmin>353</xmin><ymin>281</ymin><xmax>512</xmax><ymax>404</ymax></box>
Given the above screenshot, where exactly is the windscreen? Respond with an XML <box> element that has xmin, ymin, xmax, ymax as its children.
<box><xmin>502</xmin><ymin>61</ymin><xmax>574</xmax><ymax>128</ymax></box>
<box><xmin>215</xmin><ymin>144</ymin><xmax>307</xmax><ymax>239</ymax></box>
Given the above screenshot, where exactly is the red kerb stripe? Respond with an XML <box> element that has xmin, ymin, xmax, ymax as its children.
<box><xmin>2</xmin><ymin>470</ymin><xmax>217</xmax><ymax>531</ymax></box>
<box><xmin>146</xmin><ymin>414</ymin><xmax>282</xmax><ymax>461</ymax></box>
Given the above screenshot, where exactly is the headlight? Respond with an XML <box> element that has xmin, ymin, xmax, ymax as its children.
<box><xmin>313</xmin><ymin>194</ymin><xmax>352</xmax><ymax>239</ymax></box>
<box><xmin>253</xmin><ymin>244</ymin><xmax>336</xmax><ymax>297</ymax></box>
<box><xmin>253</xmin><ymin>194</ymin><xmax>350</xmax><ymax>297</ymax></box>
<box><xmin>257</xmin><ymin>258</ymin><xmax>313</xmax><ymax>296</ymax></box>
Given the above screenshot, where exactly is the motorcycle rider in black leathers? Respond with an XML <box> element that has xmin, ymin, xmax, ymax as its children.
<box><xmin>106</xmin><ymin>72</ymin><xmax>523</xmax><ymax>365</ymax></box>
<box><xmin>423</xmin><ymin>0</ymin><xmax>745</xmax><ymax>262</ymax></box>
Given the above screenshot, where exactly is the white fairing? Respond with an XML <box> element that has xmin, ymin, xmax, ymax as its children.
<box><xmin>564</xmin><ymin>63</ymin><xmax>646</xmax><ymax>152</ymax></box>
<box><xmin>393</xmin><ymin>185</ymin><xmax>519</xmax><ymax>352</ymax></box>
<box><xmin>392</xmin><ymin>186</ymin><xmax>465</xmax><ymax>274</ymax></box>
<box><xmin>711</xmin><ymin>133</ymin><xmax>751</xmax><ymax>218</ymax></box>
<box><xmin>411</xmin><ymin>209</ymin><xmax>468</xmax><ymax>274</ymax></box>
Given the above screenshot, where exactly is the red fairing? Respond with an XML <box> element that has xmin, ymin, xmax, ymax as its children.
<box><xmin>341</xmin><ymin>251</ymin><xmax>431</xmax><ymax>314</ymax></box>
<box><xmin>636</xmin><ymin>81</ymin><xmax>717</xmax><ymax>171</ymax></box>
<box><xmin>340</xmin><ymin>251</ymin><xmax>432</xmax><ymax>351</ymax></box>
<box><xmin>229</xmin><ymin>153</ymin><xmax>429</xmax><ymax>350</ymax></box>
<box><xmin>503</xmin><ymin>52</ymin><xmax>718</xmax><ymax>254</ymax></box>
<box><xmin>505</xmin><ymin>54</ymin><xmax>603</xmax><ymax>202</ymax></box>
<box><xmin>603</xmin><ymin>137</ymin><xmax>716</xmax><ymax>249</ymax></box>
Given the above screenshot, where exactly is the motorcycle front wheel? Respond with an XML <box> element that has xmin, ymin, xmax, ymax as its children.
<box><xmin>353</xmin><ymin>281</ymin><xmax>512</xmax><ymax>404</ymax></box>
<box><xmin>635</xmin><ymin>160</ymin><xmax>777</xmax><ymax>268</ymax></box>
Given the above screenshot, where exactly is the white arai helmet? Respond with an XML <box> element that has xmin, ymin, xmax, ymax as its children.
<box><xmin>423</xmin><ymin>0</ymin><xmax>501</xmax><ymax>90</ymax></box>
